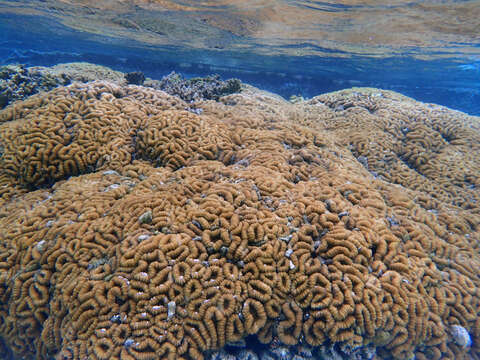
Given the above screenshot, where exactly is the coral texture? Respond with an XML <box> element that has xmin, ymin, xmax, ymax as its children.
<box><xmin>0</xmin><ymin>63</ymin><xmax>242</xmax><ymax>111</ymax></box>
<box><xmin>0</xmin><ymin>63</ymin><xmax>133</xmax><ymax>110</ymax></box>
<box><xmin>146</xmin><ymin>71</ymin><xmax>242</xmax><ymax>102</ymax></box>
<box><xmin>0</xmin><ymin>82</ymin><xmax>479</xmax><ymax>360</ymax></box>
<box><xmin>125</xmin><ymin>72</ymin><xmax>146</xmax><ymax>86</ymax></box>
<box><xmin>0</xmin><ymin>64</ymin><xmax>65</xmax><ymax>109</ymax></box>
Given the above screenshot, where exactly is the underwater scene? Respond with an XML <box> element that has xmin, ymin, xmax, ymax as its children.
<box><xmin>0</xmin><ymin>1</ymin><xmax>479</xmax><ymax>360</ymax></box>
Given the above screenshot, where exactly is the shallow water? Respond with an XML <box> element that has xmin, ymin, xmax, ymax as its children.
<box><xmin>0</xmin><ymin>2</ymin><xmax>480</xmax><ymax>360</ymax></box>
<box><xmin>0</xmin><ymin>0</ymin><xmax>479</xmax><ymax>114</ymax></box>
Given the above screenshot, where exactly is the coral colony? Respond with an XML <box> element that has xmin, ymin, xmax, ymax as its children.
<box><xmin>0</xmin><ymin>64</ymin><xmax>478</xmax><ymax>360</ymax></box>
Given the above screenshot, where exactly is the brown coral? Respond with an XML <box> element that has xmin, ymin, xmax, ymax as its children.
<box><xmin>0</xmin><ymin>82</ymin><xmax>479</xmax><ymax>360</ymax></box>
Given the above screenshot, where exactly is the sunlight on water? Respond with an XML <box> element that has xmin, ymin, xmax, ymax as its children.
<box><xmin>2</xmin><ymin>0</ymin><xmax>480</xmax><ymax>57</ymax></box>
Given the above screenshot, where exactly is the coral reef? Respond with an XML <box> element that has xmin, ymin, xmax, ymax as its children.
<box><xmin>0</xmin><ymin>64</ymin><xmax>66</xmax><ymax>109</ymax></box>
<box><xmin>146</xmin><ymin>71</ymin><xmax>242</xmax><ymax>102</ymax></box>
<box><xmin>306</xmin><ymin>88</ymin><xmax>480</xmax><ymax>210</ymax></box>
<box><xmin>0</xmin><ymin>82</ymin><xmax>479</xmax><ymax>360</ymax></box>
<box><xmin>40</xmin><ymin>62</ymin><xmax>126</xmax><ymax>84</ymax></box>
<box><xmin>125</xmin><ymin>71</ymin><xmax>146</xmax><ymax>86</ymax></box>
<box><xmin>0</xmin><ymin>63</ymin><xmax>242</xmax><ymax>110</ymax></box>
<box><xmin>0</xmin><ymin>63</ymin><xmax>127</xmax><ymax>110</ymax></box>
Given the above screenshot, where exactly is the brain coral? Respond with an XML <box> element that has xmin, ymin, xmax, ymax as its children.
<box><xmin>0</xmin><ymin>82</ymin><xmax>479</xmax><ymax>360</ymax></box>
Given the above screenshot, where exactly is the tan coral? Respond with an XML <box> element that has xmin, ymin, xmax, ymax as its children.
<box><xmin>0</xmin><ymin>82</ymin><xmax>478</xmax><ymax>360</ymax></box>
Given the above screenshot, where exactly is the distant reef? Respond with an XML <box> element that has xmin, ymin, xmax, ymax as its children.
<box><xmin>0</xmin><ymin>64</ymin><xmax>479</xmax><ymax>360</ymax></box>
<box><xmin>0</xmin><ymin>62</ymin><xmax>242</xmax><ymax>110</ymax></box>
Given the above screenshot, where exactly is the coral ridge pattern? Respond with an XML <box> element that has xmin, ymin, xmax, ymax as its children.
<box><xmin>0</xmin><ymin>80</ymin><xmax>479</xmax><ymax>360</ymax></box>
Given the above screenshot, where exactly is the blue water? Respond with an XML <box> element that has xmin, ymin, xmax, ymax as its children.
<box><xmin>0</xmin><ymin>4</ymin><xmax>480</xmax><ymax>360</ymax></box>
<box><xmin>1</xmin><ymin>12</ymin><xmax>479</xmax><ymax>115</ymax></box>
